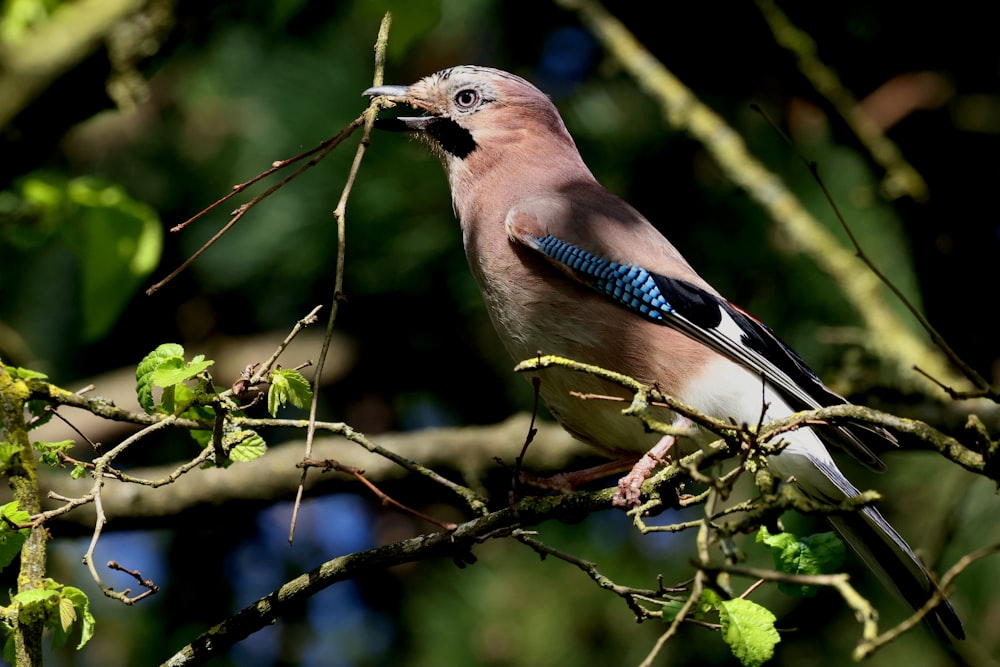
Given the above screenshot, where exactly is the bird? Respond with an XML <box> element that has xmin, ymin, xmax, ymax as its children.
<box><xmin>364</xmin><ymin>65</ymin><xmax>963</xmax><ymax>638</ymax></box>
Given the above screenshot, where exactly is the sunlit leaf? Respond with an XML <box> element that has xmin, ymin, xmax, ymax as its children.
<box><xmin>0</xmin><ymin>501</ymin><xmax>30</xmax><ymax>569</ymax></box>
<box><xmin>718</xmin><ymin>598</ymin><xmax>780</xmax><ymax>667</ymax></box>
<box><xmin>758</xmin><ymin>526</ymin><xmax>845</xmax><ymax>597</ymax></box>
<box><xmin>136</xmin><ymin>343</ymin><xmax>186</xmax><ymax>413</ymax></box>
<box><xmin>226</xmin><ymin>430</ymin><xmax>267</xmax><ymax>462</ymax></box>
<box><xmin>60</xmin><ymin>586</ymin><xmax>95</xmax><ymax>649</ymax></box>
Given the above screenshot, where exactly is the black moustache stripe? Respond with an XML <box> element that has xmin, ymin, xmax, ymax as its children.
<box><xmin>426</xmin><ymin>118</ymin><xmax>477</xmax><ymax>159</ymax></box>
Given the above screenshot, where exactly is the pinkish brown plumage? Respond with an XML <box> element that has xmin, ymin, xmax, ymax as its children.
<box><xmin>366</xmin><ymin>65</ymin><xmax>962</xmax><ymax>639</ymax></box>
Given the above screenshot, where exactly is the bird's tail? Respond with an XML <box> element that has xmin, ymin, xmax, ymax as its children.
<box><xmin>771</xmin><ymin>449</ymin><xmax>964</xmax><ymax>639</ymax></box>
<box><xmin>826</xmin><ymin>505</ymin><xmax>964</xmax><ymax>639</ymax></box>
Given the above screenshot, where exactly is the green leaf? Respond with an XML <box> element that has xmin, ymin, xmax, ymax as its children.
<box><xmin>151</xmin><ymin>354</ymin><xmax>214</xmax><ymax>387</ymax></box>
<box><xmin>757</xmin><ymin>526</ymin><xmax>845</xmax><ymax>597</ymax></box>
<box><xmin>5</xmin><ymin>366</ymin><xmax>47</xmax><ymax>380</ymax></box>
<box><xmin>267</xmin><ymin>368</ymin><xmax>313</xmax><ymax>416</ymax></box>
<box><xmin>0</xmin><ymin>502</ymin><xmax>30</xmax><ymax>569</ymax></box>
<box><xmin>659</xmin><ymin>599</ymin><xmax>686</xmax><ymax>623</ymax></box>
<box><xmin>718</xmin><ymin>597</ymin><xmax>780</xmax><ymax>667</ymax></box>
<box><xmin>59</xmin><ymin>594</ymin><xmax>76</xmax><ymax>632</ymax></box>
<box><xmin>51</xmin><ymin>596</ymin><xmax>76</xmax><ymax>649</ymax></box>
<box><xmin>164</xmin><ymin>381</ymin><xmax>192</xmax><ymax>416</ymax></box>
<box><xmin>181</xmin><ymin>402</ymin><xmax>217</xmax><ymax>447</ymax></box>
<box><xmin>58</xmin><ymin>177</ymin><xmax>163</xmax><ymax>342</ymax></box>
<box><xmin>698</xmin><ymin>587</ymin><xmax>723</xmax><ymax>610</ymax></box>
<box><xmin>136</xmin><ymin>343</ymin><xmax>185</xmax><ymax>413</ymax></box>
<box><xmin>13</xmin><ymin>587</ymin><xmax>58</xmax><ymax>607</ymax></box>
<box><xmin>226</xmin><ymin>430</ymin><xmax>267</xmax><ymax>462</ymax></box>
<box><xmin>61</xmin><ymin>586</ymin><xmax>95</xmax><ymax>649</ymax></box>
<box><xmin>136</xmin><ymin>344</ymin><xmax>215</xmax><ymax>414</ymax></box>
<box><xmin>0</xmin><ymin>441</ymin><xmax>21</xmax><ymax>475</ymax></box>
<box><xmin>34</xmin><ymin>439</ymin><xmax>74</xmax><ymax>467</ymax></box>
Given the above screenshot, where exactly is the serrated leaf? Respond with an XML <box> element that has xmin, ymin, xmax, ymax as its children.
<box><xmin>136</xmin><ymin>344</ymin><xmax>186</xmax><ymax>413</ymax></box>
<box><xmin>58</xmin><ymin>595</ymin><xmax>76</xmax><ymax>632</ymax></box>
<box><xmin>0</xmin><ymin>502</ymin><xmax>30</xmax><ymax>569</ymax></box>
<box><xmin>34</xmin><ymin>439</ymin><xmax>74</xmax><ymax>466</ymax></box>
<box><xmin>718</xmin><ymin>597</ymin><xmax>780</xmax><ymax>667</ymax></box>
<box><xmin>758</xmin><ymin>526</ymin><xmax>845</xmax><ymax>597</ymax></box>
<box><xmin>267</xmin><ymin>368</ymin><xmax>313</xmax><ymax>416</ymax></box>
<box><xmin>152</xmin><ymin>356</ymin><xmax>214</xmax><ymax>388</ymax></box>
<box><xmin>61</xmin><ymin>586</ymin><xmax>95</xmax><ymax>649</ymax></box>
<box><xmin>137</xmin><ymin>343</ymin><xmax>185</xmax><ymax>373</ymax></box>
<box><xmin>226</xmin><ymin>430</ymin><xmax>267</xmax><ymax>462</ymax></box>
<box><xmin>13</xmin><ymin>588</ymin><xmax>58</xmax><ymax>607</ymax></box>
<box><xmin>274</xmin><ymin>369</ymin><xmax>312</xmax><ymax>408</ymax></box>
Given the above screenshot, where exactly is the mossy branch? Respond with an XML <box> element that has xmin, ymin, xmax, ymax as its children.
<box><xmin>1</xmin><ymin>365</ymin><xmax>48</xmax><ymax>666</ymax></box>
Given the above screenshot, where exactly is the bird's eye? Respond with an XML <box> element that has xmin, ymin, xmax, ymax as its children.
<box><xmin>454</xmin><ymin>89</ymin><xmax>480</xmax><ymax>109</ymax></box>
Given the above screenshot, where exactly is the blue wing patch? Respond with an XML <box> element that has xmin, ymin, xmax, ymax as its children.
<box><xmin>532</xmin><ymin>235</ymin><xmax>723</xmax><ymax>329</ymax></box>
<box><xmin>525</xmin><ymin>233</ymin><xmax>893</xmax><ymax>471</ymax></box>
<box><xmin>532</xmin><ymin>235</ymin><xmax>672</xmax><ymax>320</ymax></box>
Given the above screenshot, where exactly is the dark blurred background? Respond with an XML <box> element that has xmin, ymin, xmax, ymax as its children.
<box><xmin>2</xmin><ymin>1</ymin><xmax>999</xmax><ymax>665</ymax></box>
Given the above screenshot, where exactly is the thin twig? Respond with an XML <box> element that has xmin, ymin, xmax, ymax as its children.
<box><xmin>249</xmin><ymin>305</ymin><xmax>323</xmax><ymax>385</ymax></box>
<box><xmin>79</xmin><ymin>417</ymin><xmax>176</xmax><ymax>603</ymax></box>
<box><xmin>147</xmin><ymin>118</ymin><xmax>366</xmax><ymax>295</ymax></box>
<box><xmin>290</xmin><ymin>12</ymin><xmax>393</xmax><ymax>543</ymax></box>
<box><xmin>299</xmin><ymin>457</ymin><xmax>457</xmax><ymax>530</ymax></box>
<box><xmin>639</xmin><ymin>571</ymin><xmax>706</xmax><ymax>667</ymax></box>
<box><xmin>854</xmin><ymin>541</ymin><xmax>1000</xmax><ymax>659</ymax></box>
<box><xmin>754</xmin><ymin>103</ymin><xmax>994</xmax><ymax>398</ymax></box>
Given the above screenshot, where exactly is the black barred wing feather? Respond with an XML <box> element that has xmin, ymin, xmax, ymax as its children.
<box><xmin>523</xmin><ymin>234</ymin><xmax>893</xmax><ymax>470</ymax></box>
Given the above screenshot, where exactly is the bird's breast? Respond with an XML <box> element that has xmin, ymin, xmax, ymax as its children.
<box><xmin>462</xmin><ymin>225</ymin><xmax>706</xmax><ymax>454</ymax></box>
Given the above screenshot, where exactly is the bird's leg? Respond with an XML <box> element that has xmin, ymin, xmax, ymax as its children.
<box><xmin>614</xmin><ymin>416</ymin><xmax>694</xmax><ymax>507</ymax></box>
<box><xmin>518</xmin><ymin>456</ymin><xmax>640</xmax><ymax>494</ymax></box>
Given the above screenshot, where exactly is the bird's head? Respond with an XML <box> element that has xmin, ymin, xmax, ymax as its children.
<box><xmin>363</xmin><ymin>65</ymin><xmax>577</xmax><ymax>170</ymax></box>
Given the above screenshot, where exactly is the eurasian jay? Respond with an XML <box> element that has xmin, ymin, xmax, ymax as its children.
<box><xmin>364</xmin><ymin>65</ymin><xmax>963</xmax><ymax>638</ymax></box>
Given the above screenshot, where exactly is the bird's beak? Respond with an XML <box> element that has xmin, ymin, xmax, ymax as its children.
<box><xmin>363</xmin><ymin>84</ymin><xmax>410</xmax><ymax>101</ymax></box>
<box><xmin>363</xmin><ymin>84</ymin><xmax>435</xmax><ymax>132</ymax></box>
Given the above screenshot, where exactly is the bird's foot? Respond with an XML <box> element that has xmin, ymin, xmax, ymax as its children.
<box><xmin>612</xmin><ymin>433</ymin><xmax>677</xmax><ymax>507</ymax></box>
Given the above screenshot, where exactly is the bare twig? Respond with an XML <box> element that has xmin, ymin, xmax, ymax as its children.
<box><xmin>854</xmin><ymin>542</ymin><xmax>1000</xmax><ymax>659</ymax></box>
<box><xmin>514</xmin><ymin>530</ymin><xmax>675</xmax><ymax>622</ymax></box>
<box><xmin>291</xmin><ymin>13</ymin><xmax>394</xmax><ymax>543</ymax></box>
<box><xmin>639</xmin><ymin>571</ymin><xmax>707</xmax><ymax>667</ymax></box>
<box><xmin>248</xmin><ymin>305</ymin><xmax>323</xmax><ymax>385</ymax></box>
<box><xmin>299</xmin><ymin>457</ymin><xmax>457</xmax><ymax>530</ymax></box>
<box><xmin>752</xmin><ymin>103</ymin><xmax>995</xmax><ymax>399</ymax></box>
<box><xmin>79</xmin><ymin>417</ymin><xmax>176</xmax><ymax>603</ymax></box>
<box><xmin>107</xmin><ymin>560</ymin><xmax>160</xmax><ymax>604</ymax></box>
<box><xmin>146</xmin><ymin>119</ymin><xmax>366</xmax><ymax>295</ymax></box>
